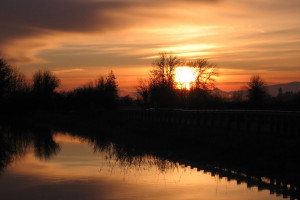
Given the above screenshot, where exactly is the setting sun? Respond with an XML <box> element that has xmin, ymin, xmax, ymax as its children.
<box><xmin>174</xmin><ymin>66</ymin><xmax>197</xmax><ymax>90</ymax></box>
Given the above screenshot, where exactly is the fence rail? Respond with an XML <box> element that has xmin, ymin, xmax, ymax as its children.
<box><xmin>119</xmin><ymin>109</ymin><xmax>300</xmax><ymax>137</ymax></box>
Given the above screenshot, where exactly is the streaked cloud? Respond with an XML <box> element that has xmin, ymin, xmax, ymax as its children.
<box><xmin>53</xmin><ymin>68</ymin><xmax>85</xmax><ymax>74</ymax></box>
<box><xmin>0</xmin><ymin>0</ymin><xmax>300</xmax><ymax>92</ymax></box>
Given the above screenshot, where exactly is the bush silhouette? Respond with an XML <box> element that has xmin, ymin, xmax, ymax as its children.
<box><xmin>246</xmin><ymin>74</ymin><xmax>268</xmax><ymax>106</ymax></box>
<box><xmin>32</xmin><ymin>70</ymin><xmax>60</xmax><ymax>98</ymax></box>
<box><xmin>0</xmin><ymin>58</ymin><xmax>28</xmax><ymax>99</ymax></box>
<box><xmin>70</xmin><ymin>70</ymin><xmax>119</xmax><ymax>110</ymax></box>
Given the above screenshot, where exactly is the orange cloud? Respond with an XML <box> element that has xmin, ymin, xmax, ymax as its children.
<box><xmin>53</xmin><ymin>68</ymin><xmax>85</xmax><ymax>74</ymax></box>
<box><xmin>1</xmin><ymin>0</ymin><xmax>299</xmax><ymax>94</ymax></box>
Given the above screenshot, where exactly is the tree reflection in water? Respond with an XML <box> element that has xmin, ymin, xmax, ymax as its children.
<box><xmin>0</xmin><ymin>121</ymin><xmax>299</xmax><ymax>200</ymax></box>
<box><xmin>33</xmin><ymin>128</ymin><xmax>61</xmax><ymax>160</ymax></box>
<box><xmin>0</xmin><ymin>125</ymin><xmax>60</xmax><ymax>173</ymax></box>
<box><xmin>94</xmin><ymin>142</ymin><xmax>179</xmax><ymax>174</ymax></box>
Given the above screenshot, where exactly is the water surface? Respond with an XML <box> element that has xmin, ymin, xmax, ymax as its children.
<box><xmin>0</xmin><ymin>130</ymin><xmax>285</xmax><ymax>200</ymax></box>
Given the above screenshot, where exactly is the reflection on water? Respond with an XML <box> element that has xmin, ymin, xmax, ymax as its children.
<box><xmin>0</xmin><ymin>125</ymin><xmax>291</xmax><ymax>200</ymax></box>
<box><xmin>0</xmin><ymin>126</ymin><xmax>60</xmax><ymax>172</ymax></box>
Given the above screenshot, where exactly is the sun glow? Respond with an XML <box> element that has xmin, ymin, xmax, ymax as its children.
<box><xmin>174</xmin><ymin>66</ymin><xmax>197</xmax><ymax>90</ymax></box>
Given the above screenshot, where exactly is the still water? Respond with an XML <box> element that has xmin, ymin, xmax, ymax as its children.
<box><xmin>0</xmin><ymin>129</ymin><xmax>285</xmax><ymax>200</ymax></box>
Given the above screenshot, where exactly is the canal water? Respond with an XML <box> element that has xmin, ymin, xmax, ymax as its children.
<box><xmin>0</xmin><ymin>129</ymin><xmax>285</xmax><ymax>200</ymax></box>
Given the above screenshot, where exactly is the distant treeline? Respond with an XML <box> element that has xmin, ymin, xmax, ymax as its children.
<box><xmin>1</xmin><ymin>54</ymin><xmax>300</xmax><ymax>112</ymax></box>
<box><xmin>0</xmin><ymin>57</ymin><xmax>120</xmax><ymax>112</ymax></box>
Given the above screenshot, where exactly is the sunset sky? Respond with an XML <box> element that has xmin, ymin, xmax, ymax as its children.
<box><xmin>1</xmin><ymin>0</ymin><xmax>300</xmax><ymax>95</ymax></box>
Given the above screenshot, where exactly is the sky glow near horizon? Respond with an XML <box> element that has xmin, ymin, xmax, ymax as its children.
<box><xmin>1</xmin><ymin>0</ymin><xmax>300</xmax><ymax>95</ymax></box>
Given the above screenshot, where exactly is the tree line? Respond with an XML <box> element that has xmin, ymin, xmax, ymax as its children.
<box><xmin>0</xmin><ymin>57</ymin><xmax>118</xmax><ymax>111</ymax></box>
<box><xmin>137</xmin><ymin>53</ymin><xmax>300</xmax><ymax>110</ymax></box>
<box><xmin>137</xmin><ymin>52</ymin><xmax>218</xmax><ymax>108</ymax></box>
<box><xmin>1</xmin><ymin>54</ymin><xmax>300</xmax><ymax>112</ymax></box>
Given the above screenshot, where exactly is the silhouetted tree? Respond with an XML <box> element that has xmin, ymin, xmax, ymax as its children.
<box><xmin>137</xmin><ymin>53</ymin><xmax>218</xmax><ymax>108</ymax></box>
<box><xmin>148</xmin><ymin>53</ymin><xmax>182</xmax><ymax>107</ymax></box>
<box><xmin>137</xmin><ymin>79</ymin><xmax>150</xmax><ymax>107</ymax></box>
<box><xmin>104</xmin><ymin>70</ymin><xmax>118</xmax><ymax>106</ymax></box>
<box><xmin>70</xmin><ymin>70</ymin><xmax>118</xmax><ymax>109</ymax></box>
<box><xmin>246</xmin><ymin>75</ymin><xmax>268</xmax><ymax>106</ymax></box>
<box><xmin>0</xmin><ymin>58</ymin><xmax>28</xmax><ymax>99</ymax></box>
<box><xmin>187</xmin><ymin>59</ymin><xmax>217</xmax><ymax>90</ymax></box>
<box><xmin>0</xmin><ymin>58</ymin><xmax>12</xmax><ymax>98</ymax></box>
<box><xmin>93</xmin><ymin>70</ymin><xmax>118</xmax><ymax>108</ymax></box>
<box><xmin>277</xmin><ymin>87</ymin><xmax>283</xmax><ymax>98</ymax></box>
<box><xmin>32</xmin><ymin>70</ymin><xmax>60</xmax><ymax>99</ymax></box>
<box><xmin>70</xmin><ymin>81</ymin><xmax>97</xmax><ymax>110</ymax></box>
<box><xmin>150</xmin><ymin>52</ymin><xmax>182</xmax><ymax>88</ymax></box>
<box><xmin>185</xmin><ymin>59</ymin><xmax>217</xmax><ymax>108</ymax></box>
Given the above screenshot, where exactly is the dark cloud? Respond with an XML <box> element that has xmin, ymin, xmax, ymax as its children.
<box><xmin>0</xmin><ymin>0</ymin><xmax>134</xmax><ymax>32</ymax></box>
<box><xmin>0</xmin><ymin>0</ymin><xmax>139</xmax><ymax>63</ymax></box>
<box><xmin>0</xmin><ymin>0</ymin><xmax>221</xmax><ymax>43</ymax></box>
